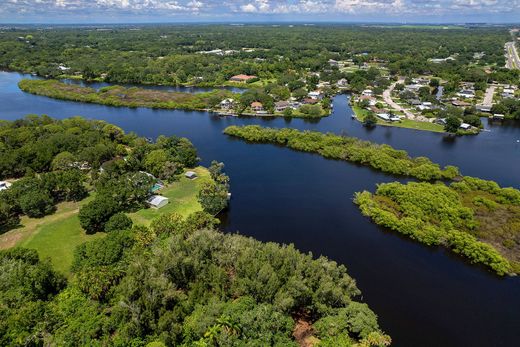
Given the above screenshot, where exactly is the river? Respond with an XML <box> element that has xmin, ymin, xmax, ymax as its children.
<box><xmin>1</xmin><ymin>71</ymin><xmax>520</xmax><ymax>346</ymax></box>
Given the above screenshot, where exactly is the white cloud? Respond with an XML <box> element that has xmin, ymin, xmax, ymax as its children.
<box><xmin>1</xmin><ymin>0</ymin><xmax>519</xmax><ymax>20</ymax></box>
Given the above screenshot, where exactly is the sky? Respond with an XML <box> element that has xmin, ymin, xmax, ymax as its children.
<box><xmin>1</xmin><ymin>0</ymin><xmax>519</xmax><ymax>24</ymax></box>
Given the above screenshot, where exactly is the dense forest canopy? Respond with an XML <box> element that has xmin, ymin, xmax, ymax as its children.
<box><xmin>0</xmin><ymin>25</ymin><xmax>516</xmax><ymax>85</ymax></box>
<box><xmin>0</xmin><ymin>211</ymin><xmax>391</xmax><ymax>346</ymax></box>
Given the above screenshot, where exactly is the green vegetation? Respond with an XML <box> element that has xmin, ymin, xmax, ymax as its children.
<box><xmin>0</xmin><ymin>211</ymin><xmax>390</xmax><ymax>346</ymax></box>
<box><xmin>224</xmin><ymin>125</ymin><xmax>460</xmax><ymax>181</ymax></box>
<box><xmin>19</xmin><ymin>79</ymin><xmax>235</xmax><ymax>111</ymax></box>
<box><xmin>354</xmin><ymin>177</ymin><xmax>520</xmax><ymax>275</ymax></box>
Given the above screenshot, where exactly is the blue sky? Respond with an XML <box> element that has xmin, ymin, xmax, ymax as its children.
<box><xmin>1</xmin><ymin>0</ymin><xmax>519</xmax><ymax>24</ymax></box>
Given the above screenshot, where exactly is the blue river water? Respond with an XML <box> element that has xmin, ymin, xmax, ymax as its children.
<box><xmin>1</xmin><ymin>71</ymin><xmax>520</xmax><ymax>346</ymax></box>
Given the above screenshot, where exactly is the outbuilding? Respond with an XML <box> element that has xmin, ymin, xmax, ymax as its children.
<box><xmin>147</xmin><ymin>195</ymin><xmax>169</xmax><ymax>209</ymax></box>
<box><xmin>185</xmin><ymin>171</ymin><xmax>198</xmax><ymax>179</ymax></box>
<box><xmin>0</xmin><ymin>181</ymin><xmax>12</xmax><ymax>191</ymax></box>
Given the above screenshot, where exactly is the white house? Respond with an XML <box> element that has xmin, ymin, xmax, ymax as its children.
<box><xmin>362</xmin><ymin>89</ymin><xmax>373</xmax><ymax>97</ymax></box>
<box><xmin>147</xmin><ymin>195</ymin><xmax>169</xmax><ymax>209</ymax></box>
<box><xmin>220</xmin><ymin>98</ymin><xmax>235</xmax><ymax>110</ymax></box>
<box><xmin>460</xmin><ymin>123</ymin><xmax>471</xmax><ymax>130</ymax></box>
<box><xmin>0</xmin><ymin>181</ymin><xmax>12</xmax><ymax>191</ymax></box>
<box><xmin>377</xmin><ymin>113</ymin><xmax>391</xmax><ymax>121</ymax></box>
<box><xmin>307</xmin><ymin>91</ymin><xmax>323</xmax><ymax>100</ymax></box>
<box><xmin>337</xmin><ymin>78</ymin><xmax>349</xmax><ymax>88</ymax></box>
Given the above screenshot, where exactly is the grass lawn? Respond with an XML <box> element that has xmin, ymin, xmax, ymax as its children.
<box><xmin>128</xmin><ymin>166</ymin><xmax>212</xmax><ymax>226</ymax></box>
<box><xmin>0</xmin><ymin>196</ymin><xmax>104</xmax><ymax>274</ymax></box>
<box><xmin>352</xmin><ymin>105</ymin><xmax>445</xmax><ymax>133</ymax></box>
<box><xmin>0</xmin><ymin>167</ymin><xmax>211</xmax><ymax>274</ymax></box>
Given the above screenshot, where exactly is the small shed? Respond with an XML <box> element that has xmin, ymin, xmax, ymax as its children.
<box><xmin>185</xmin><ymin>171</ymin><xmax>198</xmax><ymax>179</ymax></box>
<box><xmin>0</xmin><ymin>181</ymin><xmax>12</xmax><ymax>191</ymax></box>
<box><xmin>147</xmin><ymin>195</ymin><xmax>169</xmax><ymax>209</ymax></box>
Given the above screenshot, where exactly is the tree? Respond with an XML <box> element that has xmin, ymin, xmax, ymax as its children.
<box><xmin>51</xmin><ymin>151</ymin><xmax>76</xmax><ymax>171</ymax></box>
<box><xmin>363</xmin><ymin>113</ymin><xmax>378</xmax><ymax>128</ymax></box>
<box><xmin>198</xmin><ymin>182</ymin><xmax>228</xmax><ymax>215</ymax></box>
<box><xmin>78</xmin><ymin>196</ymin><xmax>118</xmax><ymax>233</ymax></box>
<box><xmin>18</xmin><ymin>189</ymin><xmax>55</xmax><ymax>218</ymax></box>
<box><xmin>444</xmin><ymin>116</ymin><xmax>461</xmax><ymax>134</ymax></box>
<box><xmin>105</xmin><ymin>213</ymin><xmax>133</xmax><ymax>232</ymax></box>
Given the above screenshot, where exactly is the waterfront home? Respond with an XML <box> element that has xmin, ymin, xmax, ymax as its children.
<box><xmin>185</xmin><ymin>171</ymin><xmax>198</xmax><ymax>179</ymax></box>
<box><xmin>460</xmin><ymin>123</ymin><xmax>471</xmax><ymax>130</ymax></box>
<box><xmin>275</xmin><ymin>101</ymin><xmax>290</xmax><ymax>112</ymax></box>
<box><xmin>377</xmin><ymin>113</ymin><xmax>391</xmax><ymax>121</ymax></box>
<box><xmin>359</xmin><ymin>95</ymin><xmax>377</xmax><ymax>106</ymax></box>
<box><xmin>0</xmin><ymin>181</ymin><xmax>12</xmax><ymax>191</ymax></box>
<box><xmin>220</xmin><ymin>98</ymin><xmax>235</xmax><ymax>110</ymax></box>
<box><xmin>229</xmin><ymin>74</ymin><xmax>257</xmax><ymax>83</ymax></box>
<box><xmin>251</xmin><ymin>101</ymin><xmax>264</xmax><ymax>112</ymax></box>
<box><xmin>492</xmin><ymin>114</ymin><xmax>505</xmax><ymax>120</ymax></box>
<box><xmin>147</xmin><ymin>195</ymin><xmax>169</xmax><ymax>209</ymax></box>
<box><xmin>435</xmin><ymin>118</ymin><xmax>447</xmax><ymax>125</ymax></box>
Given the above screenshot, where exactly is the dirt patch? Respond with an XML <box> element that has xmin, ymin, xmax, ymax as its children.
<box><xmin>293</xmin><ymin>316</ymin><xmax>318</xmax><ymax>347</ymax></box>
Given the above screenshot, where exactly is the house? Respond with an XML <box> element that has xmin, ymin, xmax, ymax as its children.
<box><xmin>452</xmin><ymin>100</ymin><xmax>471</xmax><ymax>107</ymax></box>
<box><xmin>362</xmin><ymin>89</ymin><xmax>373</xmax><ymax>97</ymax></box>
<box><xmin>435</xmin><ymin>118</ymin><xmax>447</xmax><ymax>125</ymax></box>
<box><xmin>457</xmin><ymin>90</ymin><xmax>475</xmax><ymax>99</ymax></box>
<box><xmin>337</xmin><ymin>78</ymin><xmax>349</xmax><ymax>88</ymax></box>
<box><xmin>390</xmin><ymin>115</ymin><xmax>401</xmax><ymax>122</ymax></box>
<box><xmin>476</xmin><ymin>105</ymin><xmax>491</xmax><ymax>112</ymax></box>
<box><xmin>251</xmin><ymin>101</ymin><xmax>264</xmax><ymax>112</ymax></box>
<box><xmin>302</xmin><ymin>98</ymin><xmax>319</xmax><ymax>105</ymax></box>
<box><xmin>0</xmin><ymin>181</ymin><xmax>12</xmax><ymax>191</ymax></box>
<box><xmin>492</xmin><ymin>114</ymin><xmax>505</xmax><ymax>120</ymax></box>
<box><xmin>220</xmin><ymin>98</ymin><xmax>235</xmax><ymax>110</ymax></box>
<box><xmin>307</xmin><ymin>91</ymin><xmax>323</xmax><ymax>100</ymax></box>
<box><xmin>502</xmin><ymin>89</ymin><xmax>515</xmax><ymax>98</ymax></box>
<box><xmin>377</xmin><ymin>113</ymin><xmax>391</xmax><ymax>121</ymax></box>
<box><xmin>359</xmin><ymin>95</ymin><xmax>377</xmax><ymax>106</ymax></box>
<box><xmin>275</xmin><ymin>101</ymin><xmax>290</xmax><ymax>112</ymax></box>
<box><xmin>229</xmin><ymin>74</ymin><xmax>257</xmax><ymax>83</ymax></box>
<box><xmin>328</xmin><ymin>59</ymin><xmax>339</xmax><ymax>67</ymax></box>
<box><xmin>460</xmin><ymin>123</ymin><xmax>471</xmax><ymax>130</ymax></box>
<box><xmin>147</xmin><ymin>195</ymin><xmax>169</xmax><ymax>209</ymax></box>
<box><xmin>185</xmin><ymin>171</ymin><xmax>198</xmax><ymax>179</ymax></box>
<box><xmin>408</xmin><ymin>99</ymin><xmax>422</xmax><ymax>106</ymax></box>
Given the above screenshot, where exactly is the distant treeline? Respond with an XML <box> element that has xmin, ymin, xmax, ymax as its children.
<box><xmin>1</xmin><ymin>25</ymin><xmax>517</xmax><ymax>86</ymax></box>
<box><xmin>223</xmin><ymin>125</ymin><xmax>460</xmax><ymax>180</ymax></box>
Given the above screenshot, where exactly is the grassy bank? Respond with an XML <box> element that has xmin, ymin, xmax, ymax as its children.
<box><xmin>352</xmin><ymin>105</ymin><xmax>445</xmax><ymax>133</ymax></box>
<box><xmin>19</xmin><ymin>79</ymin><xmax>236</xmax><ymax>111</ymax></box>
<box><xmin>355</xmin><ymin>177</ymin><xmax>520</xmax><ymax>275</ymax></box>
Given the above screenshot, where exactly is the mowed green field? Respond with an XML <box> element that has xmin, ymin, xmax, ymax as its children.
<box><xmin>0</xmin><ymin>166</ymin><xmax>211</xmax><ymax>274</ymax></box>
<box><xmin>129</xmin><ymin>166</ymin><xmax>211</xmax><ymax>226</ymax></box>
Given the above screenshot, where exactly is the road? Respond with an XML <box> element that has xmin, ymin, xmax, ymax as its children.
<box><xmin>505</xmin><ymin>42</ymin><xmax>520</xmax><ymax>70</ymax></box>
<box><xmin>382</xmin><ymin>79</ymin><xmax>416</xmax><ymax>119</ymax></box>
